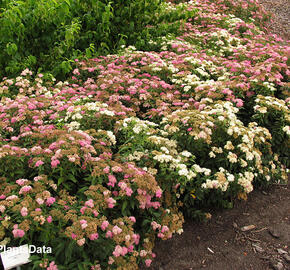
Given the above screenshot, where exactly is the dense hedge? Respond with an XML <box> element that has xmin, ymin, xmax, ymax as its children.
<box><xmin>0</xmin><ymin>0</ymin><xmax>164</xmax><ymax>79</ymax></box>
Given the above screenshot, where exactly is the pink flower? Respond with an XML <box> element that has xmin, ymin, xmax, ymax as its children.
<box><xmin>73</xmin><ymin>69</ymin><xmax>80</xmax><ymax>75</ymax></box>
<box><xmin>47</xmin><ymin>216</ymin><xmax>53</xmax><ymax>223</ymax></box>
<box><xmin>47</xmin><ymin>261</ymin><xmax>58</xmax><ymax>270</ymax></box>
<box><xmin>103</xmin><ymin>166</ymin><xmax>110</xmax><ymax>173</ymax></box>
<box><xmin>16</xmin><ymin>179</ymin><xmax>28</xmax><ymax>186</ymax></box>
<box><xmin>0</xmin><ymin>205</ymin><xmax>5</xmax><ymax>213</ymax></box>
<box><xmin>145</xmin><ymin>259</ymin><xmax>152</xmax><ymax>267</ymax></box>
<box><xmin>132</xmin><ymin>233</ymin><xmax>140</xmax><ymax>245</ymax></box>
<box><xmin>85</xmin><ymin>199</ymin><xmax>94</xmax><ymax>208</ymax></box>
<box><xmin>129</xmin><ymin>216</ymin><xmax>136</xmax><ymax>223</ymax></box>
<box><xmin>125</xmin><ymin>187</ymin><xmax>133</xmax><ymax>196</ymax></box>
<box><xmin>46</xmin><ymin>197</ymin><xmax>56</xmax><ymax>206</ymax></box>
<box><xmin>112</xmin><ymin>245</ymin><xmax>123</xmax><ymax>257</ymax></box>
<box><xmin>77</xmin><ymin>238</ymin><xmax>85</xmax><ymax>246</ymax></box>
<box><xmin>235</xmin><ymin>99</ymin><xmax>244</xmax><ymax>107</ymax></box>
<box><xmin>128</xmin><ymin>245</ymin><xmax>134</xmax><ymax>252</ymax></box>
<box><xmin>106</xmin><ymin>231</ymin><xmax>113</xmax><ymax>238</ymax></box>
<box><xmin>19</xmin><ymin>185</ymin><xmax>32</xmax><ymax>194</ymax></box>
<box><xmin>36</xmin><ymin>198</ymin><xmax>44</xmax><ymax>205</ymax></box>
<box><xmin>89</xmin><ymin>233</ymin><xmax>99</xmax><ymax>240</ymax></box>
<box><xmin>112</xmin><ymin>225</ymin><xmax>122</xmax><ymax>235</ymax></box>
<box><xmin>80</xmin><ymin>219</ymin><xmax>87</xmax><ymax>229</ymax></box>
<box><xmin>161</xmin><ymin>225</ymin><xmax>169</xmax><ymax>233</ymax></box>
<box><xmin>140</xmin><ymin>250</ymin><xmax>147</xmax><ymax>257</ymax></box>
<box><xmin>6</xmin><ymin>195</ymin><xmax>18</xmax><ymax>200</ymax></box>
<box><xmin>101</xmin><ymin>221</ymin><xmax>109</xmax><ymax>231</ymax></box>
<box><xmin>51</xmin><ymin>159</ymin><xmax>60</xmax><ymax>168</ymax></box>
<box><xmin>108</xmin><ymin>175</ymin><xmax>117</xmax><ymax>187</ymax></box>
<box><xmin>20</xmin><ymin>207</ymin><xmax>28</xmax><ymax>217</ymax></box>
<box><xmin>106</xmin><ymin>197</ymin><xmax>116</xmax><ymax>208</ymax></box>
<box><xmin>0</xmin><ymin>195</ymin><xmax>6</xmax><ymax>200</ymax></box>
<box><xmin>80</xmin><ymin>206</ymin><xmax>87</xmax><ymax>214</ymax></box>
<box><xmin>155</xmin><ymin>189</ymin><xmax>162</xmax><ymax>198</ymax></box>
<box><xmin>121</xmin><ymin>247</ymin><xmax>128</xmax><ymax>256</ymax></box>
<box><xmin>12</xmin><ymin>228</ymin><xmax>25</xmax><ymax>238</ymax></box>
<box><xmin>108</xmin><ymin>257</ymin><xmax>114</xmax><ymax>265</ymax></box>
<box><xmin>151</xmin><ymin>221</ymin><xmax>161</xmax><ymax>230</ymax></box>
<box><xmin>35</xmin><ymin>160</ymin><xmax>44</xmax><ymax>167</ymax></box>
<box><xmin>157</xmin><ymin>232</ymin><xmax>164</xmax><ymax>238</ymax></box>
<box><xmin>71</xmin><ymin>233</ymin><xmax>77</xmax><ymax>240</ymax></box>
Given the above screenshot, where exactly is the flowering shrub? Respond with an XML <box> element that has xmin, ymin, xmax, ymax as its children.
<box><xmin>252</xmin><ymin>95</ymin><xmax>290</xmax><ymax>167</ymax></box>
<box><xmin>0</xmin><ymin>0</ymin><xmax>289</xmax><ymax>269</ymax></box>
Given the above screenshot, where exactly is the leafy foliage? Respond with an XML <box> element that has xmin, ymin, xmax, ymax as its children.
<box><xmin>0</xmin><ymin>0</ymin><xmax>164</xmax><ymax>79</ymax></box>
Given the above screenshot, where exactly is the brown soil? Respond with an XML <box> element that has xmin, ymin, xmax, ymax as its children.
<box><xmin>143</xmin><ymin>181</ymin><xmax>290</xmax><ymax>270</ymax></box>
<box><xmin>259</xmin><ymin>0</ymin><xmax>290</xmax><ymax>40</ymax></box>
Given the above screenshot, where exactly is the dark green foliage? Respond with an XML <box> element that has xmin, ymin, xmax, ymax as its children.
<box><xmin>0</xmin><ymin>0</ymin><xmax>162</xmax><ymax>79</ymax></box>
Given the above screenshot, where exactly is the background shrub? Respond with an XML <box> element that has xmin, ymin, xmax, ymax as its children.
<box><xmin>0</xmin><ymin>0</ymin><xmax>164</xmax><ymax>79</ymax></box>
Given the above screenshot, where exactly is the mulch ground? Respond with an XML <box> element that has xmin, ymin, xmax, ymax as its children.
<box><xmin>142</xmin><ymin>181</ymin><xmax>290</xmax><ymax>270</ymax></box>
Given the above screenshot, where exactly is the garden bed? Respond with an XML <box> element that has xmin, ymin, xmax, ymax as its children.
<box><xmin>0</xmin><ymin>0</ymin><xmax>289</xmax><ymax>269</ymax></box>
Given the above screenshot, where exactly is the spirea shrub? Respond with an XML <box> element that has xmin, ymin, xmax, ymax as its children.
<box><xmin>0</xmin><ymin>0</ymin><xmax>289</xmax><ymax>269</ymax></box>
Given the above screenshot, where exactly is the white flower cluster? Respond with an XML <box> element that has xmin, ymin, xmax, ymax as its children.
<box><xmin>282</xmin><ymin>126</ymin><xmax>290</xmax><ymax>136</ymax></box>
<box><xmin>66</xmin><ymin>121</ymin><xmax>81</xmax><ymax>132</ymax></box>
<box><xmin>201</xmin><ymin>167</ymin><xmax>235</xmax><ymax>192</ymax></box>
<box><xmin>226</xmin><ymin>14</ymin><xmax>244</xmax><ymax>28</ymax></box>
<box><xmin>237</xmin><ymin>171</ymin><xmax>255</xmax><ymax>193</ymax></box>
<box><xmin>96</xmin><ymin>130</ymin><xmax>116</xmax><ymax>145</ymax></box>
<box><xmin>170</xmin><ymin>57</ymin><xmax>225</xmax><ymax>93</ymax></box>
<box><xmin>255</xmin><ymin>95</ymin><xmax>289</xmax><ymax>112</ymax></box>
<box><xmin>121</xmin><ymin>117</ymin><xmax>158</xmax><ymax>134</ymax></box>
<box><xmin>262</xmin><ymin>82</ymin><xmax>276</xmax><ymax>92</ymax></box>
<box><xmin>128</xmin><ymin>150</ymin><xmax>147</xmax><ymax>162</ymax></box>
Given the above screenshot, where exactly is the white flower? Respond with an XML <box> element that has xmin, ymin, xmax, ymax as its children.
<box><xmin>153</xmin><ymin>154</ymin><xmax>173</xmax><ymax>163</ymax></box>
<box><xmin>106</xmin><ymin>131</ymin><xmax>116</xmax><ymax>144</ymax></box>
<box><xmin>177</xmin><ymin>228</ymin><xmax>183</xmax><ymax>235</ymax></box>
<box><xmin>240</xmin><ymin>159</ymin><xmax>248</xmax><ymax>167</ymax></box>
<box><xmin>192</xmin><ymin>164</ymin><xmax>203</xmax><ymax>173</ymax></box>
<box><xmin>178</xmin><ymin>168</ymin><xmax>189</xmax><ymax>176</ymax></box>
<box><xmin>282</xmin><ymin>126</ymin><xmax>290</xmax><ymax>136</ymax></box>
<box><xmin>242</xmin><ymin>135</ymin><xmax>250</xmax><ymax>144</ymax></box>
<box><xmin>227</xmin><ymin>152</ymin><xmax>238</xmax><ymax>163</ymax></box>
<box><xmin>209</xmin><ymin>151</ymin><xmax>216</xmax><ymax>158</ymax></box>
<box><xmin>203</xmin><ymin>168</ymin><xmax>211</xmax><ymax>176</ymax></box>
<box><xmin>72</xmin><ymin>113</ymin><xmax>83</xmax><ymax>120</ymax></box>
<box><xmin>227</xmin><ymin>128</ymin><xmax>233</xmax><ymax>135</ymax></box>
<box><xmin>180</xmin><ymin>150</ymin><xmax>192</xmax><ymax>157</ymax></box>
<box><xmin>227</xmin><ymin>174</ymin><xmax>235</xmax><ymax>182</ymax></box>
<box><xmin>258</xmin><ymin>107</ymin><xmax>267</xmax><ymax>114</ymax></box>
<box><xmin>67</xmin><ymin>121</ymin><xmax>80</xmax><ymax>132</ymax></box>
<box><xmin>245</xmin><ymin>151</ymin><xmax>254</xmax><ymax>161</ymax></box>
<box><xmin>133</xmin><ymin>126</ymin><xmax>142</xmax><ymax>134</ymax></box>
<box><xmin>224</xmin><ymin>141</ymin><xmax>234</xmax><ymax>150</ymax></box>
<box><xmin>160</xmin><ymin>147</ymin><xmax>170</xmax><ymax>154</ymax></box>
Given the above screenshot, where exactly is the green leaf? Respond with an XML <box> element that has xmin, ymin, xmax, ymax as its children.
<box><xmin>6</xmin><ymin>42</ymin><xmax>18</xmax><ymax>55</ymax></box>
<box><xmin>121</xmin><ymin>200</ymin><xmax>128</xmax><ymax>216</ymax></box>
